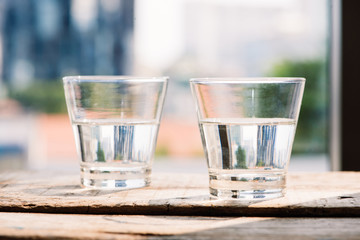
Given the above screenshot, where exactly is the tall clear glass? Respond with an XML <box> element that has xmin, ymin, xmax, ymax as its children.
<box><xmin>63</xmin><ymin>76</ymin><xmax>168</xmax><ymax>189</ymax></box>
<box><xmin>190</xmin><ymin>78</ymin><xmax>305</xmax><ymax>200</ymax></box>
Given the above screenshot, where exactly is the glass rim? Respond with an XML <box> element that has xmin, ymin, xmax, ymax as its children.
<box><xmin>189</xmin><ymin>77</ymin><xmax>305</xmax><ymax>84</ymax></box>
<box><xmin>63</xmin><ymin>75</ymin><xmax>169</xmax><ymax>83</ymax></box>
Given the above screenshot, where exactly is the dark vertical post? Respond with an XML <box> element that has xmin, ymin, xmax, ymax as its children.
<box><xmin>218</xmin><ymin>125</ymin><xmax>230</xmax><ymax>169</ymax></box>
<box><xmin>341</xmin><ymin>1</ymin><xmax>360</xmax><ymax>170</ymax></box>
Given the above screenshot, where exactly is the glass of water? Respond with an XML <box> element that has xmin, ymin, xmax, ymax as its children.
<box><xmin>190</xmin><ymin>78</ymin><xmax>305</xmax><ymax>200</ymax></box>
<box><xmin>63</xmin><ymin>76</ymin><xmax>168</xmax><ymax>189</ymax></box>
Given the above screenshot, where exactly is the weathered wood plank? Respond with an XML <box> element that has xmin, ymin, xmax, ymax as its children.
<box><xmin>1</xmin><ymin>212</ymin><xmax>360</xmax><ymax>240</ymax></box>
<box><xmin>0</xmin><ymin>171</ymin><xmax>360</xmax><ymax>216</ymax></box>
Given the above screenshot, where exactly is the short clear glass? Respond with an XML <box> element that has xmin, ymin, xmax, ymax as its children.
<box><xmin>63</xmin><ymin>76</ymin><xmax>168</xmax><ymax>189</ymax></box>
<box><xmin>190</xmin><ymin>78</ymin><xmax>305</xmax><ymax>200</ymax></box>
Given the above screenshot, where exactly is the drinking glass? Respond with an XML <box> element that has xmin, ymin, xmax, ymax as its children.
<box><xmin>190</xmin><ymin>78</ymin><xmax>305</xmax><ymax>200</ymax></box>
<box><xmin>63</xmin><ymin>76</ymin><xmax>168</xmax><ymax>189</ymax></box>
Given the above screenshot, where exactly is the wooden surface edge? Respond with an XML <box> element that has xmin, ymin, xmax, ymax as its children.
<box><xmin>1</xmin><ymin>204</ymin><xmax>360</xmax><ymax>217</ymax></box>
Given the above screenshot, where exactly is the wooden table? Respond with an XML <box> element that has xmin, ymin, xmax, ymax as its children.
<box><xmin>0</xmin><ymin>171</ymin><xmax>360</xmax><ymax>239</ymax></box>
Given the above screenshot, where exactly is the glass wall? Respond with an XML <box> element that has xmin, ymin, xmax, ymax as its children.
<box><xmin>0</xmin><ymin>0</ymin><xmax>329</xmax><ymax>171</ymax></box>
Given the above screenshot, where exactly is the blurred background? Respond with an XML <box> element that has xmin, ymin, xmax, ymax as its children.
<box><xmin>0</xmin><ymin>0</ymin><xmax>330</xmax><ymax>172</ymax></box>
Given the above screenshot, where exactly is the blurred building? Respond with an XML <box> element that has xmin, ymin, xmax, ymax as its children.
<box><xmin>0</xmin><ymin>0</ymin><xmax>134</xmax><ymax>89</ymax></box>
<box><xmin>0</xmin><ymin>0</ymin><xmax>134</xmax><ymax>170</ymax></box>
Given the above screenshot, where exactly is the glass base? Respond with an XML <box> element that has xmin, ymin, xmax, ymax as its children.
<box><xmin>208</xmin><ymin>170</ymin><xmax>286</xmax><ymax>200</ymax></box>
<box><xmin>80</xmin><ymin>165</ymin><xmax>151</xmax><ymax>190</ymax></box>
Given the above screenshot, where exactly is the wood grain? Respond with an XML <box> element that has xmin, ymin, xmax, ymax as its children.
<box><xmin>1</xmin><ymin>212</ymin><xmax>360</xmax><ymax>240</ymax></box>
<box><xmin>0</xmin><ymin>171</ymin><xmax>359</xmax><ymax>217</ymax></box>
